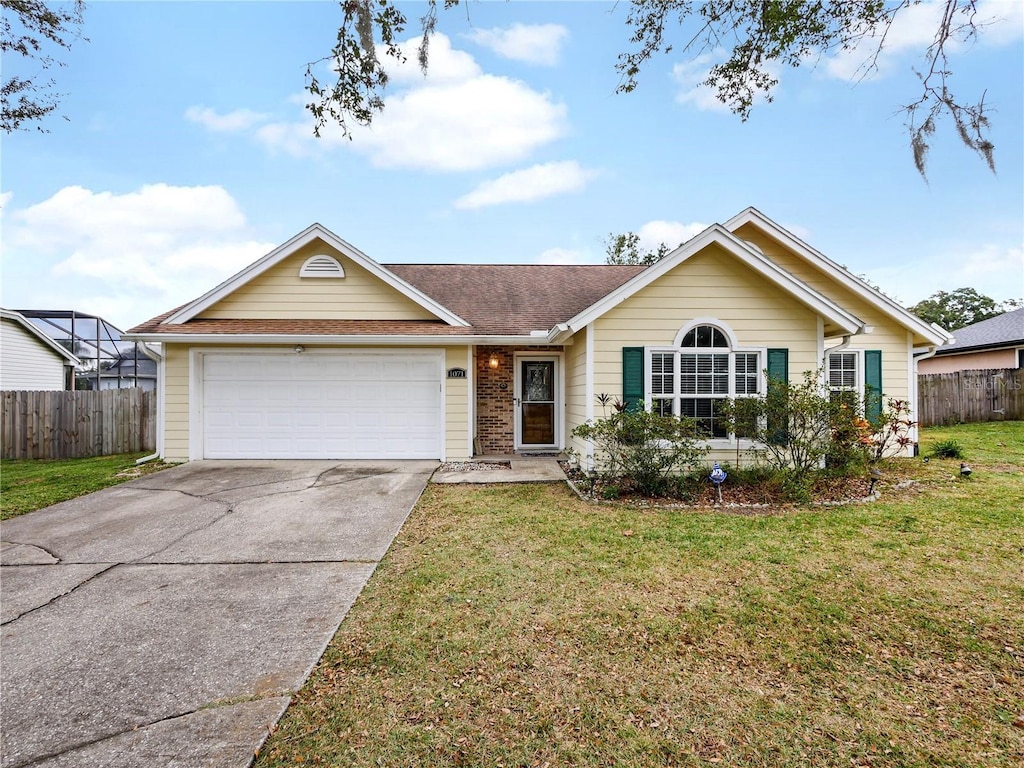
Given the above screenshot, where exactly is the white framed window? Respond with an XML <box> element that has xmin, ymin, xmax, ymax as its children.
<box><xmin>827</xmin><ymin>350</ymin><xmax>864</xmax><ymax>406</ymax></box>
<box><xmin>646</xmin><ymin>323</ymin><xmax>764</xmax><ymax>440</ymax></box>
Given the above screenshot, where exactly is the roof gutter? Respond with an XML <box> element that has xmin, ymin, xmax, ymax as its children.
<box><xmin>137</xmin><ymin>341</ymin><xmax>162</xmax><ymax>362</ymax></box>
<box><xmin>122</xmin><ymin>333</ymin><xmax>571</xmax><ymax>347</ymax></box>
<box><xmin>546</xmin><ymin>323</ymin><xmax>573</xmax><ymax>344</ymax></box>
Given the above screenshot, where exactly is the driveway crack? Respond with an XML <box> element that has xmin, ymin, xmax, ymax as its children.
<box><xmin>6</xmin><ymin>691</ymin><xmax>292</xmax><ymax>768</ymax></box>
<box><xmin>137</xmin><ymin>502</ymin><xmax>236</xmax><ymax>563</ymax></box>
<box><xmin>1</xmin><ymin>540</ymin><xmax>62</xmax><ymax>563</ymax></box>
<box><xmin>0</xmin><ymin>563</ymin><xmax>118</xmax><ymax>626</ymax></box>
<box><xmin>131</xmin><ymin>473</ymin><xmax>325</xmax><ymax>497</ymax></box>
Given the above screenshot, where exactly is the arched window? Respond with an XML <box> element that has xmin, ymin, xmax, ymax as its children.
<box><xmin>647</xmin><ymin>323</ymin><xmax>762</xmax><ymax>439</ymax></box>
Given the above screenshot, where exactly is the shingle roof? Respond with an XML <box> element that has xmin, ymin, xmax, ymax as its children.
<box><xmin>935</xmin><ymin>307</ymin><xmax>1024</xmax><ymax>355</ymax></box>
<box><xmin>386</xmin><ymin>264</ymin><xmax>646</xmax><ymax>335</ymax></box>
<box><xmin>127</xmin><ymin>264</ymin><xmax>646</xmax><ymax>337</ymax></box>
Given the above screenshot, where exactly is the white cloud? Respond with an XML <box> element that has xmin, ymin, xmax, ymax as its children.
<box><xmin>636</xmin><ymin>220</ymin><xmax>708</xmax><ymax>251</ymax></box>
<box><xmin>184</xmin><ymin>106</ymin><xmax>270</xmax><ymax>132</ymax></box>
<box><xmin>349</xmin><ymin>76</ymin><xmax>567</xmax><ymax>171</ymax></box>
<box><xmin>454</xmin><ymin>161</ymin><xmax>597</xmax><ymax>210</ymax></box>
<box><xmin>466</xmin><ymin>23</ymin><xmax>569</xmax><ymax>66</ymax></box>
<box><xmin>384</xmin><ymin>32</ymin><xmax>482</xmax><ymax>85</ymax></box>
<box><xmin>824</xmin><ymin>0</ymin><xmax>1024</xmax><ymax>81</ymax></box>
<box><xmin>205</xmin><ymin>34</ymin><xmax>568</xmax><ymax>172</ymax></box>
<box><xmin>864</xmin><ymin>241</ymin><xmax>1024</xmax><ymax>305</ymax></box>
<box><xmin>673</xmin><ymin>52</ymin><xmax>780</xmax><ymax>113</ymax></box>
<box><xmin>0</xmin><ymin>191</ymin><xmax>12</xmax><ymax>213</ymax></box>
<box><xmin>4</xmin><ymin>185</ymin><xmax>275</xmax><ymax>328</ymax></box>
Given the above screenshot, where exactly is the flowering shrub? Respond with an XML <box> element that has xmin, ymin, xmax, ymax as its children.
<box><xmin>866</xmin><ymin>398</ymin><xmax>916</xmax><ymax>462</ymax></box>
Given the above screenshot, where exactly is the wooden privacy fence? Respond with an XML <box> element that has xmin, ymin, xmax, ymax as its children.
<box><xmin>917</xmin><ymin>368</ymin><xmax>1023</xmax><ymax>427</ymax></box>
<box><xmin>1</xmin><ymin>388</ymin><xmax>156</xmax><ymax>460</ymax></box>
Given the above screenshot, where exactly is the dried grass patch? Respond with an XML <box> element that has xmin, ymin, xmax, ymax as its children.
<box><xmin>257</xmin><ymin>425</ymin><xmax>1024</xmax><ymax>768</ymax></box>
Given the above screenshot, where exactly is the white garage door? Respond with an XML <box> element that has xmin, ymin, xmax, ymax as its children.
<box><xmin>201</xmin><ymin>351</ymin><xmax>443</xmax><ymax>459</ymax></box>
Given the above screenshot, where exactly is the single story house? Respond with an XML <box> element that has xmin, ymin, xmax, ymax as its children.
<box><xmin>1</xmin><ymin>309</ymin><xmax>80</xmax><ymax>391</ymax></box>
<box><xmin>917</xmin><ymin>307</ymin><xmax>1023</xmax><ymax>374</ymax></box>
<box><xmin>93</xmin><ymin>345</ymin><xmax>159</xmax><ymax>392</ymax></box>
<box><xmin>126</xmin><ymin>208</ymin><xmax>951</xmax><ymax>464</ymax></box>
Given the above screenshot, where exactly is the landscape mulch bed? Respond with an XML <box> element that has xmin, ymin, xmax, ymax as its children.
<box><xmin>561</xmin><ymin>463</ymin><xmax>919</xmax><ymax>511</ymax></box>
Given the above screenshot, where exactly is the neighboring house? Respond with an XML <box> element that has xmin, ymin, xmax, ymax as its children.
<box><xmin>0</xmin><ymin>309</ymin><xmax>80</xmax><ymax>390</ymax></box>
<box><xmin>95</xmin><ymin>346</ymin><xmax>159</xmax><ymax>392</ymax></box>
<box><xmin>917</xmin><ymin>308</ymin><xmax>1024</xmax><ymax>374</ymax></box>
<box><xmin>126</xmin><ymin>208</ymin><xmax>952</xmax><ymax>464</ymax></box>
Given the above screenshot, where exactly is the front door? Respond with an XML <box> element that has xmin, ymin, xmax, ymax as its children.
<box><xmin>517</xmin><ymin>357</ymin><xmax>558</xmax><ymax>449</ymax></box>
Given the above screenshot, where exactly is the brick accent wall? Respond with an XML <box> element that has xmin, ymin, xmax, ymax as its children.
<box><xmin>475</xmin><ymin>345</ymin><xmax>564</xmax><ymax>455</ymax></box>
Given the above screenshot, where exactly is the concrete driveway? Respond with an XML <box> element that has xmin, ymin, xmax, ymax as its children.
<box><xmin>0</xmin><ymin>460</ymin><xmax>436</xmax><ymax>768</ymax></box>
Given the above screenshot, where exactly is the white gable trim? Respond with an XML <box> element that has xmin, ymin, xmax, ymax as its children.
<box><xmin>563</xmin><ymin>225</ymin><xmax>863</xmax><ymax>334</ymax></box>
<box><xmin>724</xmin><ymin>207</ymin><xmax>952</xmax><ymax>347</ymax></box>
<box><xmin>1</xmin><ymin>309</ymin><xmax>81</xmax><ymax>364</ymax></box>
<box><xmin>163</xmin><ymin>223</ymin><xmax>469</xmax><ymax>327</ymax></box>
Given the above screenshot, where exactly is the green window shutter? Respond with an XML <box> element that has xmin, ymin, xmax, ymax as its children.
<box><xmin>864</xmin><ymin>350</ymin><xmax>883</xmax><ymax>426</ymax></box>
<box><xmin>766</xmin><ymin>348</ymin><xmax>789</xmax><ymax>384</ymax></box>
<box><xmin>766</xmin><ymin>348</ymin><xmax>789</xmax><ymax>444</ymax></box>
<box><xmin>622</xmin><ymin>347</ymin><xmax>644</xmax><ymax>412</ymax></box>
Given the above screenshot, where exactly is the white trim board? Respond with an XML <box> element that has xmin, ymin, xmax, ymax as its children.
<box><xmin>164</xmin><ymin>223</ymin><xmax>469</xmax><ymax>327</ymax></box>
<box><xmin>1</xmin><ymin>309</ymin><xmax>81</xmax><ymax>364</ymax></box>
<box><xmin>562</xmin><ymin>225</ymin><xmax>863</xmax><ymax>336</ymax></box>
<box><xmin>724</xmin><ymin>207</ymin><xmax>951</xmax><ymax>347</ymax></box>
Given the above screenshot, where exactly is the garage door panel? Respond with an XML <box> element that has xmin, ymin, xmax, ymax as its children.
<box><xmin>202</xmin><ymin>352</ymin><xmax>443</xmax><ymax>459</ymax></box>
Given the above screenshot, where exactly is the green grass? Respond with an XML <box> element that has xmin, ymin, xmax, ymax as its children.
<box><xmin>0</xmin><ymin>453</ymin><xmax>169</xmax><ymax>520</ymax></box>
<box><xmin>256</xmin><ymin>422</ymin><xmax>1024</xmax><ymax>768</ymax></box>
<box><xmin>919</xmin><ymin>421</ymin><xmax>1024</xmax><ymax>466</ymax></box>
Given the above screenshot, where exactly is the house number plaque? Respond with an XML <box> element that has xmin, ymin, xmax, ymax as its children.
<box><xmin>447</xmin><ymin>368</ymin><xmax>467</xmax><ymax>379</ymax></box>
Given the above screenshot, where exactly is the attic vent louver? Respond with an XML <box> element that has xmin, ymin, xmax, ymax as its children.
<box><xmin>299</xmin><ymin>254</ymin><xmax>345</xmax><ymax>278</ymax></box>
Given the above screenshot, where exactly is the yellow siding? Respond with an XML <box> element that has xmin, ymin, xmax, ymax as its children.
<box><xmin>163</xmin><ymin>343</ymin><xmax>191</xmax><ymax>461</ymax></box>
<box><xmin>444</xmin><ymin>346</ymin><xmax>471</xmax><ymax>460</ymax></box>
<box><xmin>734</xmin><ymin>224</ymin><xmax>912</xmax><ymax>404</ymax></box>
<box><xmin>592</xmin><ymin>245</ymin><xmax>819</xmax><ymax>399</ymax></box>
<box><xmin>202</xmin><ymin>241</ymin><xmax>436</xmax><ymax>320</ymax></box>
<box><xmin>564</xmin><ymin>326</ymin><xmax>589</xmax><ymax>459</ymax></box>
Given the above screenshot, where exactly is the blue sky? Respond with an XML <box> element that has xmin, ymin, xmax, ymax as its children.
<box><xmin>2</xmin><ymin>0</ymin><xmax>1022</xmax><ymax>331</ymax></box>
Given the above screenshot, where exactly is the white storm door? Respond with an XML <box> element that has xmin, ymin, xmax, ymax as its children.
<box><xmin>514</xmin><ymin>355</ymin><xmax>561</xmax><ymax>450</ymax></box>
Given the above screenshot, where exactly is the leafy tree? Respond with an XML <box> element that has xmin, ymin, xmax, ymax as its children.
<box><xmin>1</xmin><ymin>0</ymin><xmax>85</xmax><ymax>132</ymax></box>
<box><xmin>307</xmin><ymin>0</ymin><xmax>1000</xmax><ymax>178</ymax></box>
<box><xmin>604</xmin><ymin>232</ymin><xmax>675</xmax><ymax>266</ymax></box>
<box><xmin>909</xmin><ymin>287</ymin><xmax>1019</xmax><ymax>330</ymax></box>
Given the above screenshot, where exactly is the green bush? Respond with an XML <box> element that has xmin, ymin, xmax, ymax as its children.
<box><xmin>572</xmin><ymin>404</ymin><xmax>708</xmax><ymax>497</ymax></box>
<box><xmin>931</xmin><ymin>439</ymin><xmax>965</xmax><ymax>459</ymax></box>
<box><xmin>721</xmin><ymin>369</ymin><xmax>856</xmax><ymax>474</ymax></box>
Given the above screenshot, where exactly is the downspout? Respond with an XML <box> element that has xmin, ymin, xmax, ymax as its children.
<box><xmin>909</xmin><ymin>343</ymin><xmax>945</xmax><ymax>455</ymax></box>
<box><xmin>823</xmin><ymin>334</ymin><xmax>853</xmax><ymax>359</ymax></box>
<box><xmin>821</xmin><ymin>328</ymin><xmax>860</xmax><ymax>378</ymax></box>
<box><xmin>135</xmin><ymin>342</ymin><xmax>163</xmax><ymax>465</ymax></box>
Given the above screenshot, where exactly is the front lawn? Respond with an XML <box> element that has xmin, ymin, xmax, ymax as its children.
<box><xmin>0</xmin><ymin>453</ymin><xmax>169</xmax><ymax>520</ymax></box>
<box><xmin>256</xmin><ymin>422</ymin><xmax>1024</xmax><ymax>767</ymax></box>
